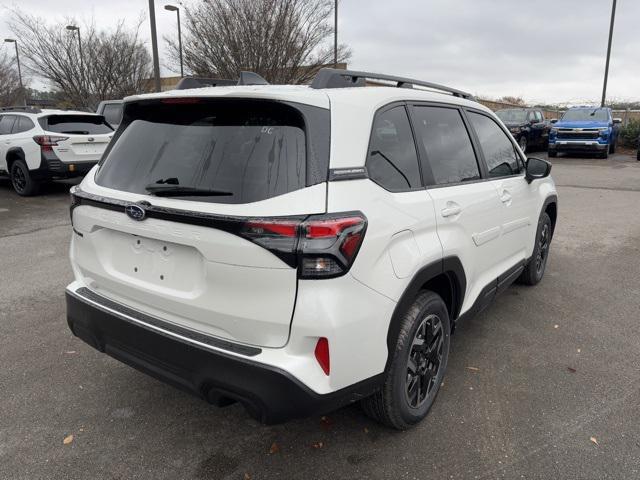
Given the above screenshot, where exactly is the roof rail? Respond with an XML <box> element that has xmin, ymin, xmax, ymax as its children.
<box><xmin>310</xmin><ymin>68</ymin><xmax>474</xmax><ymax>100</ymax></box>
<box><xmin>0</xmin><ymin>106</ymin><xmax>42</xmax><ymax>114</ymax></box>
<box><xmin>175</xmin><ymin>71</ymin><xmax>270</xmax><ymax>90</ymax></box>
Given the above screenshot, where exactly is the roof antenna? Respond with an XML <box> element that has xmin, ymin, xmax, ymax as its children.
<box><xmin>237</xmin><ymin>71</ymin><xmax>269</xmax><ymax>86</ymax></box>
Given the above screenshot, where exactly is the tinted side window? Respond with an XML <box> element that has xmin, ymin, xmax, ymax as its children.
<box><xmin>0</xmin><ymin>115</ymin><xmax>16</xmax><ymax>135</ymax></box>
<box><xmin>535</xmin><ymin>111</ymin><xmax>543</xmax><ymax>122</ymax></box>
<box><xmin>103</xmin><ymin>104</ymin><xmax>123</xmax><ymax>126</ymax></box>
<box><xmin>13</xmin><ymin>116</ymin><xmax>35</xmax><ymax>133</ymax></box>
<box><xmin>412</xmin><ymin>106</ymin><xmax>480</xmax><ymax>185</ymax></box>
<box><xmin>366</xmin><ymin>106</ymin><xmax>421</xmax><ymax>191</ymax></box>
<box><xmin>468</xmin><ymin>112</ymin><xmax>521</xmax><ymax>178</ymax></box>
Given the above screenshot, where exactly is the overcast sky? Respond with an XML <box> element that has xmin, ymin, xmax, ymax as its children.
<box><xmin>1</xmin><ymin>0</ymin><xmax>638</xmax><ymax>104</ymax></box>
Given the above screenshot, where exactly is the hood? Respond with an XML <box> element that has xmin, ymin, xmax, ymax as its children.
<box><xmin>555</xmin><ymin>120</ymin><xmax>609</xmax><ymax>129</ymax></box>
<box><xmin>503</xmin><ymin>121</ymin><xmax>528</xmax><ymax>128</ymax></box>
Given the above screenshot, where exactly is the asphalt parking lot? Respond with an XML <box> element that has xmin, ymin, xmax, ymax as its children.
<box><xmin>1</xmin><ymin>152</ymin><xmax>640</xmax><ymax>480</ymax></box>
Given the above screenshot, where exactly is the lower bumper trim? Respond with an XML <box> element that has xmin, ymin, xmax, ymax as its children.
<box><xmin>65</xmin><ymin>289</ymin><xmax>383</xmax><ymax>424</ymax></box>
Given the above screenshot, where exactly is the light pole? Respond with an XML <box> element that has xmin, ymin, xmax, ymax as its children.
<box><xmin>148</xmin><ymin>0</ymin><xmax>162</xmax><ymax>92</ymax></box>
<box><xmin>66</xmin><ymin>25</ymin><xmax>84</xmax><ymax>81</ymax></box>
<box><xmin>333</xmin><ymin>0</ymin><xmax>338</xmax><ymax>67</ymax></box>
<box><xmin>165</xmin><ymin>5</ymin><xmax>184</xmax><ymax>78</ymax></box>
<box><xmin>601</xmin><ymin>0</ymin><xmax>617</xmax><ymax>107</ymax></box>
<box><xmin>4</xmin><ymin>38</ymin><xmax>25</xmax><ymax>106</ymax></box>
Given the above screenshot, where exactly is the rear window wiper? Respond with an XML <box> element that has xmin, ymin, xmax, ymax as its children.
<box><xmin>144</xmin><ymin>183</ymin><xmax>233</xmax><ymax>197</ymax></box>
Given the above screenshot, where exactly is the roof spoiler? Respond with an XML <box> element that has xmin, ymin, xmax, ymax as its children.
<box><xmin>175</xmin><ymin>71</ymin><xmax>269</xmax><ymax>90</ymax></box>
<box><xmin>0</xmin><ymin>106</ymin><xmax>42</xmax><ymax>113</ymax></box>
<box><xmin>310</xmin><ymin>68</ymin><xmax>474</xmax><ymax>100</ymax></box>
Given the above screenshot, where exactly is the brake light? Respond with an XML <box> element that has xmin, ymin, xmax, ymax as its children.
<box><xmin>238</xmin><ymin>212</ymin><xmax>367</xmax><ymax>279</ymax></box>
<box><xmin>33</xmin><ymin>135</ymin><xmax>68</xmax><ymax>152</ymax></box>
<box><xmin>314</xmin><ymin>337</ymin><xmax>330</xmax><ymax>375</ymax></box>
<box><xmin>299</xmin><ymin>213</ymin><xmax>367</xmax><ymax>279</ymax></box>
<box><xmin>161</xmin><ymin>98</ymin><xmax>201</xmax><ymax>104</ymax></box>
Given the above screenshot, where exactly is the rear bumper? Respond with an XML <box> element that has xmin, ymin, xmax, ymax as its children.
<box><xmin>33</xmin><ymin>155</ymin><xmax>97</xmax><ymax>180</ymax></box>
<box><xmin>65</xmin><ymin>287</ymin><xmax>382</xmax><ymax>424</ymax></box>
<box><xmin>548</xmin><ymin>140</ymin><xmax>607</xmax><ymax>152</ymax></box>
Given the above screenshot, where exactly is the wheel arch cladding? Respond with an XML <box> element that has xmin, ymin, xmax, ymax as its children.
<box><xmin>384</xmin><ymin>256</ymin><xmax>466</xmax><ymax>372</ymax></box>
<box><xmin>543</xmin><ymin>195</ymin><xmax>558</xmax><ymax>238</ymax></box>
<box><xmin>6</xmin><ymin>147</ymin><xmax>25</xmax><ymax>169</ymax></box>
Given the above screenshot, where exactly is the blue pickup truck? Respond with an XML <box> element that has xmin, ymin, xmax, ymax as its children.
<box><xmin>548</xmin><ymin>107</ymin><xmax>621</xmax><ymax>159</ymax></box>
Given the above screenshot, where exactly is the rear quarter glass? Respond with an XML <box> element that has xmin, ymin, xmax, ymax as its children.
<box><xmin>95</xmin><ymin>99</ymin><xmax>330</xmax><ymax>205</ymax></box>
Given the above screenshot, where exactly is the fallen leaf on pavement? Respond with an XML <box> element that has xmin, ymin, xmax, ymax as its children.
<box><xmin>567</xmin><ymin>367</ymin><xmax>577</xmax><ymax>373</ymax></box>
<box><xmin>269</xmin><ymin>442</ymin><xmax>280</xmax><ymax>454</ymax></box>
<box><xmin>554</xmin><ymin>324</ymin><xmax>559</xmax><ymax>329</ymax></box>
<box><xmin>65</xmin><ymin>351</ymin><xmax>76</xmax><ymax>355</ymax></box>
<box><xmin>363</xmin><ymin>427</ymin><xmax>369</xmax><ymax>434</ymax></box>
<box><xmin>244</xmin><ymin>474</ymin><xmax>251</xmax><ymax>480</ymax></box>
<box><xmin>63</xmin><ymin>435</ymin><xmax>73</xmax><ymax>445</ymax></box>
<box><xmin>590</xmin><ymin>436</ymin><xmax>598</xmax><ymax>445</ymax></box>
<box><xmin>312</xmin><ymin>442</ymin><xmax>324</xmax><ymax>449</ymax></box>
<box><xmin>466</xmin><ymin>366</ymin><xmax>480</xmax><ymax>371</ymax></box>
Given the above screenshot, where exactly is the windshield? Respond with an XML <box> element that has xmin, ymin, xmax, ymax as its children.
<box><xmin>39</xmin><ymin>115</ymin><xmax>113</xmax><ymax>135</ymax></box>
<box><xmin>95</xmin><ymin>99</ymin><xmax>329</xmax><ymax>204</ymax></box>
<box><xmin>495</xmin><ymin>109</ymin><xmax>528</xmax><ymax>123</ymax></box>
<box><xmin>561</xmin><ymin>108</ymin><xmax>609</xmax><ymax>123</ymax></box>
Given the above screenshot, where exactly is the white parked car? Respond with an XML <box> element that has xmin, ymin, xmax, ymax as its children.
<box><xmin>0</xmin><ymin>107</ymin><xmax>114</xmax><ymax>195</ymax></box>
<box><xmin>66</xmin><ymin>69</ymin><xmax>558</xmax><ymax>429</ymax></box>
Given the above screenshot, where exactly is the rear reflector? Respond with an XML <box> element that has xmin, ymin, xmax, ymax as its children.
<box><xmin>314</xmin><ymin>337</ymin><xmax>330</xmax><ymax>375</ymax></box>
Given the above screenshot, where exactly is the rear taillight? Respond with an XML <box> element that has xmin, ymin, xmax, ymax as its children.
<box><xmin>238</xmin><ymin>212</ymin><xmax>367</xmax><ymax>279</ymax></box>
<box><xmin>299</xmin><ymin>214</ymin><xmax>367</xmax><ymax>279</ymax></box>
<box><xmin>33</xmin><ymin>135</ymin><xmax>68</xmax><ymax>152</ymax></box>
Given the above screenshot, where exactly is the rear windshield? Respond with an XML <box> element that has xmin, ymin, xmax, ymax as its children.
<box><xmin>39</xmin><ymin>115</ymin><xmax>113</xmax><ymax>134</ymax></box>
<box><xmin>95</xmin><ymin>99</ymin><xmax>330</xmax><ymax>204</ymax></box>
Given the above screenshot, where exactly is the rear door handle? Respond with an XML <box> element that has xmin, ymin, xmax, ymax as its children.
<box><xmin>441</xmin><ymin>204</ymin><xmax>462</xmax><ymax>218</ymax></box>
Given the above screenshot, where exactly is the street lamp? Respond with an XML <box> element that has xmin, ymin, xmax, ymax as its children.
<box><xmin>165</xmin><ymin>4</ymin><xmax>184</xmax><ymax>78</ymax></box>
<box><xmin>601</xmin><ymin>0</ymin><xmax>617</xmax><ymax>107</ymax></box>
<box><xmin>65</xmin><ymin>25</ymin><xmax>84</xmax><ymax>80</ymax></box>
<box><xmin>333</xmin><ymin>0</ymin><xmax>338</xmax><ymax>68</ymax></box>
<box><xmin>4</xmin><ymin>38</ymin><xmax>25</xmax><ymax>106</ymax></box>
<box><xmin>148</xmin><ymin>0</ymin><xmax>161</xmax><ymax>92</ymax></box>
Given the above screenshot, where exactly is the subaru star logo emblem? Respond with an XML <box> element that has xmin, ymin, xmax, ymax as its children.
<box><xmin>87</xmin><ymin>137</ymin><xmax>95</xmax><ymax>142</ymax></box>
<box><xmin>125</xmin><ymin>204</ymin><xmax>146</xmax><ymax>221</ymax></box>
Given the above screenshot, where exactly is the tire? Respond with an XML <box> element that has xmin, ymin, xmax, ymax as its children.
<box><xmin>637</xmin><ymin>149</ymin><xmax>639</xmax><ymax>161</ymax></box>
<box><xmin>518</xmin><ymin>135</ymin><xmax>528</xmax><ymax>154</ymax></box>
<box><xmin>548</xmin><ymin>151</ymin><xmax>557</xmax><ymax>158</ymax></box>
<box><xmin>609</xmin><ymin>141</ymin><xmax>616</xmax><ymax>154</ymax></box>
<box><xmin>10</xmin><ymin>159</ymin><xmax>40</xmax><ymax>196</ymax></box>
<box><xmin>361</xmin><ymin>291</ymin><xmax>450</xmax><ymax>430</ymax></box>
<box><xmin>518</xmin><ymin>212</ymin><xmax>552</xmax><ymax>286</ymax></box>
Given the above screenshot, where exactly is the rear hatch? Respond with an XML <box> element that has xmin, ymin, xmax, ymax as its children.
<box><xmin>39</xmin><ymin>114</ymin><xmax>113</xmax><ymax>163</ymax></box>
<box><xmin>70</xmin><ymin>97</ymin><xmax>331</xmax><ymax>348</ymax></box>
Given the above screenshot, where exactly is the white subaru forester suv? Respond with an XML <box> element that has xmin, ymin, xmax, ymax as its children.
<box><xmin>0</xmin><ymin>107</ymin><xmax>114</xmax><ymax>196</ymax></box>
<box><xmin>66</xmin><ymin>69</ymin><xmax>557</xmax><ymax>429</ymax></box>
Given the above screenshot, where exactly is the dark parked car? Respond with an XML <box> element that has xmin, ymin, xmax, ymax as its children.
<box><xmin>495</xmin><ymin>108</ymin><xmax>550</xmax><ymax>153</ymax></box>
<box><xmin>637</xmin><ymin>134</ymin><xmax>640</xmax><ymax>161</ymax></box>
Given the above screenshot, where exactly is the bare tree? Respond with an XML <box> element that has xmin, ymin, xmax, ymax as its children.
<box><xmin>497</xmin><ymin>96</ymin><xmax>527</xmax><ymax>106</ymax></box>
<box><xmin>8</xmin><ymin>11</ymin><xmax>152</xmax><ymax>110</ymax></box>
<box><xmin>165</xmin><ymin>0</ymin><xmax>351</xmax><ymax>84</ymax></box>
<box><xmin>0</xmin><ymin>50</ymin><xmax>23</xmax><ymax>106</ymax></box>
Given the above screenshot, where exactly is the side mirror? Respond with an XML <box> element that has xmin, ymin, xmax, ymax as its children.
<box><xmin>613</xmin><ymin>118</ymin><xmax>622</xmax><ymax>124</ymax></box>
<box><xmin>550</xmin><ymin>119</ymin><xmax>558</xmax><ymax>124</ymax></box>
<box><xmin>525</xmin><ymin>157</ymin><xmax>552</xmax><ymax>184</ymax></box>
